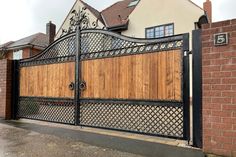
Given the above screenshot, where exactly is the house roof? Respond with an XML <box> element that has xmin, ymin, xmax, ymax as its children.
<box><xmin>80</xmin><ymin>0</ymin><xmax>104</xmax><ymax>24</ymax></box>
<box><xmin>101</xmin><ymin>0</ymin><xmax>137</xmax><ymax>29</ymax></box>
<box><xmin>0</xmin><ymin>41</ymin><xmax>14</xmax><ymax>49</ymax></box>
<box><xmin>0</xmin><ymin>33</ymin><xmax>49</xmax><ymax>50</ymax></box>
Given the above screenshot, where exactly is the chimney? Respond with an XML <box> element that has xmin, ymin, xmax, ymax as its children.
<box><xmin>203</xmin><ymin>0</ymin><xmax>212</xmax><ymax>23</ymax></box>
<box><xmin>46</xmin><ymin>21</ymin><xmax>56</xmax><ymax>44</ymax></box>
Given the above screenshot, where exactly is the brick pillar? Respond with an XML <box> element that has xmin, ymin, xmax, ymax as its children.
<box><xmin>202</xmin><ymin>19</ymin><xmax>236</xmax><ymax>157</ymax></box>
<box><xmin>0</xmin><ymin>59</ymin><xmax>12</xmax><ymax>119</ymax></box>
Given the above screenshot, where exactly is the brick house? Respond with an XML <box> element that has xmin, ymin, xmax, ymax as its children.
<box><xmin>0</xmin><ymin>21</ymin><xmax>56</xmax><ymax>60</ymax></box>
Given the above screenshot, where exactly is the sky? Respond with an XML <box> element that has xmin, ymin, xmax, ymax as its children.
<box><xmin>0</xmin><ymin>0</ymin><xmax>235</xmax><ymax>44</ymax></box>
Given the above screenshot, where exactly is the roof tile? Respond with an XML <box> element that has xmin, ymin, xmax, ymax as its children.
<box><xmin>2</xmin><ymin>33</ymin><xmax>49</xmax><ymax>49</ymax></box>
<box><xmin>101</xmin><ymin>0</ymin><xmax>137</xmax><ymax>28</ymax></box>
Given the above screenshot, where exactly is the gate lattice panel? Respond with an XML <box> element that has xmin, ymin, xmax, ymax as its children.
<box><xmin>80</xmin><ymin>100</ymin><xmax>183</xmax><ymax>138</ymax></box>
<box><xmin>18</xmin><ymin>97</ymin><xmax>75</xmax><ymax>124</ymax></box>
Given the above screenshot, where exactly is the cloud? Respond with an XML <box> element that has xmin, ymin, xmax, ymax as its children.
<box><xmin>0</xmin><ymin>0</ymin><xmax>75</xmax><ymax>44</ymax></box>
<box><xmin>213</xmin><ymin>0</ymin><xmax>236</xmax><ymax>21</ymax></box>
<box><xmin>29</xmin><ymin>0</ymin><xmax>75</xmax><ymax>33</ymax></box>
<box><xmin>0</xmin><ymin>0</ymin><xmax>33</xmax><ymax>43</ymax></box>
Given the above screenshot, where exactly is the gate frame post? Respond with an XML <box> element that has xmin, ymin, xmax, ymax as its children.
<box><xmin>11</xmin><ymin>60</ymin><xmax>19</xmax><ymax>120</ymax></box>
<box><xmin>182</xmin><ymin>33</ymin><xmax>190</xmax><ymax>141</ymax></box>
<box><xmin>192</xmin><ymin>29</ymin><xmax>202</xmax><ymax>148</ymax></box>
<box><xmin>75</xmin><ymin>26</ymin><xmax>81</xmax><ymax>125</ymax></box>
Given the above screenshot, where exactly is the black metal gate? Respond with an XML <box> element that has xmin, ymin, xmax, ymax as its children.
<box><xmin>15</xmin><ymin>7</ymin><xmax>190</xmax><ymax>141</ymax></box>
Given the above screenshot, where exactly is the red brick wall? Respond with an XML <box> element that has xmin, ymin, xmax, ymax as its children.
<box><xmin>5</xmin><ymin>48</ymin><xmax>42</xmax><ymax>60</ymax></box>
<box><xmin>31</xmin><ymin>48</ymin><xmax>42</xmax><ymax>57</ymax></box>
<box><xmin>0</xmin><ymin>59</ymin><xmax>12</xmax><ymax>119</ymax></box>
<box><xmin>23</xmin><ymin>48</ymin><xmax>30</xmax><ymax>59</ymax></box>
<box><xmin>202</xmin><ymin>19</ymin><xmax>236</xmax><ymax>157</ymax></box>
<box><xmin>5</xmin><ymin>50</ymin><xmax>13</xmax><ymax>59</ymax></box>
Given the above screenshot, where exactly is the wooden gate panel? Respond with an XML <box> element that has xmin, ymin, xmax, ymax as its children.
<box><xmin>20</xmin><ymin>62</ymin><xmax>75</xmax><ymax>98</ymax></box>
<box><xmin>81</xmin><ymin>50</ymin><xmax>181</xmax><ymax>101</ymax></box>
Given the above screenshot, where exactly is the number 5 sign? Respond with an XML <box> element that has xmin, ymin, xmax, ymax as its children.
<box><xmin>214</xmin><ymin>33</ymin><xmax>229</xmax><ymax>46</ymax></box>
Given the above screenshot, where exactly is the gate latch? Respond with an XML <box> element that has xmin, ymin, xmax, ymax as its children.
<box><xmin>79</xmin><ymin>81</ymin><xmax>87</xmax><ymax>91</ymax></box>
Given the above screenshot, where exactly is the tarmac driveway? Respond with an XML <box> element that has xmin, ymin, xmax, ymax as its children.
<box><xmin>0</xmin><ymin>122</ymin><xmax>144</xmax><ymax>157</ymax></box>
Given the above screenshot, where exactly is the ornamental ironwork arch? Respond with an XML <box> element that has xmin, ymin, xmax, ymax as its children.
<box><xmin>60</xmin><ymin>6</ymin><xmax>103</xmax><ymax>37</ymax></box>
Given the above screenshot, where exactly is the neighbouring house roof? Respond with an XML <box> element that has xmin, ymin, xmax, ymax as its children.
<box><xmin>101</xmin><ymin>0</ymin><xmax>136</xmax><ymax>29</ymax></box>
<box><xmin>0</xmin><ymin>33</ymin><xmax>49</xmax><ymax>50</ymax></box>
<box><xmin>0</xmin><ymin>41</ymin><xmax>14</xmax><ymax>49</ymax></box>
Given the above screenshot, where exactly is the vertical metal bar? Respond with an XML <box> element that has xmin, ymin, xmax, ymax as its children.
<box><xmin>11</xmin><ymin>60</ymin><xmax>19</xmax><ymax>120</ymax></box>
<box><xmin>182</xmin><ymin>33</ymin><xmax>190</xmax><ymax>141</ymax></box>
<box><xmin>192</xmin><ymin>29</ymin><xmax>202</xmax><ymax>148</ymax></box>
<box><xmin>75</xmin><ymin>26</ymin><xmax>81</xmax><ymax>125</ymax></box>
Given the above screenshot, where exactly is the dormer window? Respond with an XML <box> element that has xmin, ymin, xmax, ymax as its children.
<box><xmin>128</xmin><ymin>0</ymin><xmax>140</xmax><ymax>7</ymax></box>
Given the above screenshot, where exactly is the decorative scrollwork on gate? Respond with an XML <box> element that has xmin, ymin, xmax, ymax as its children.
<box><xmin>60</xmin><ymin>7</ymin><xmax>101</xmax><ymax>37</ymax></box>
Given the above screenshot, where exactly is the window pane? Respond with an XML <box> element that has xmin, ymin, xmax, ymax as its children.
<box><xmin>146</xmin><ymin>28</ymin><xmax>154</xmax><ymax>38</ymax></box>
<box><xmin>165</xmin><ymin>24</ymin><xmax>174</xmax><ymax>36</ymax></box>
<box><xmin>13</xmin><ymin>50</ymin><xmax>23</xmax><ymax>60</ymax></box>
<box><xmin>155</xmin><ymin>26</ymin><xmax>164</xmax><ymax>38</ymax></box>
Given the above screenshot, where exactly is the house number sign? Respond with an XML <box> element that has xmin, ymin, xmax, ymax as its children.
<box><xmin>214</xmin><ymin>33</ymin><xmax>228</xmax><ymax>46</ymax></box>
